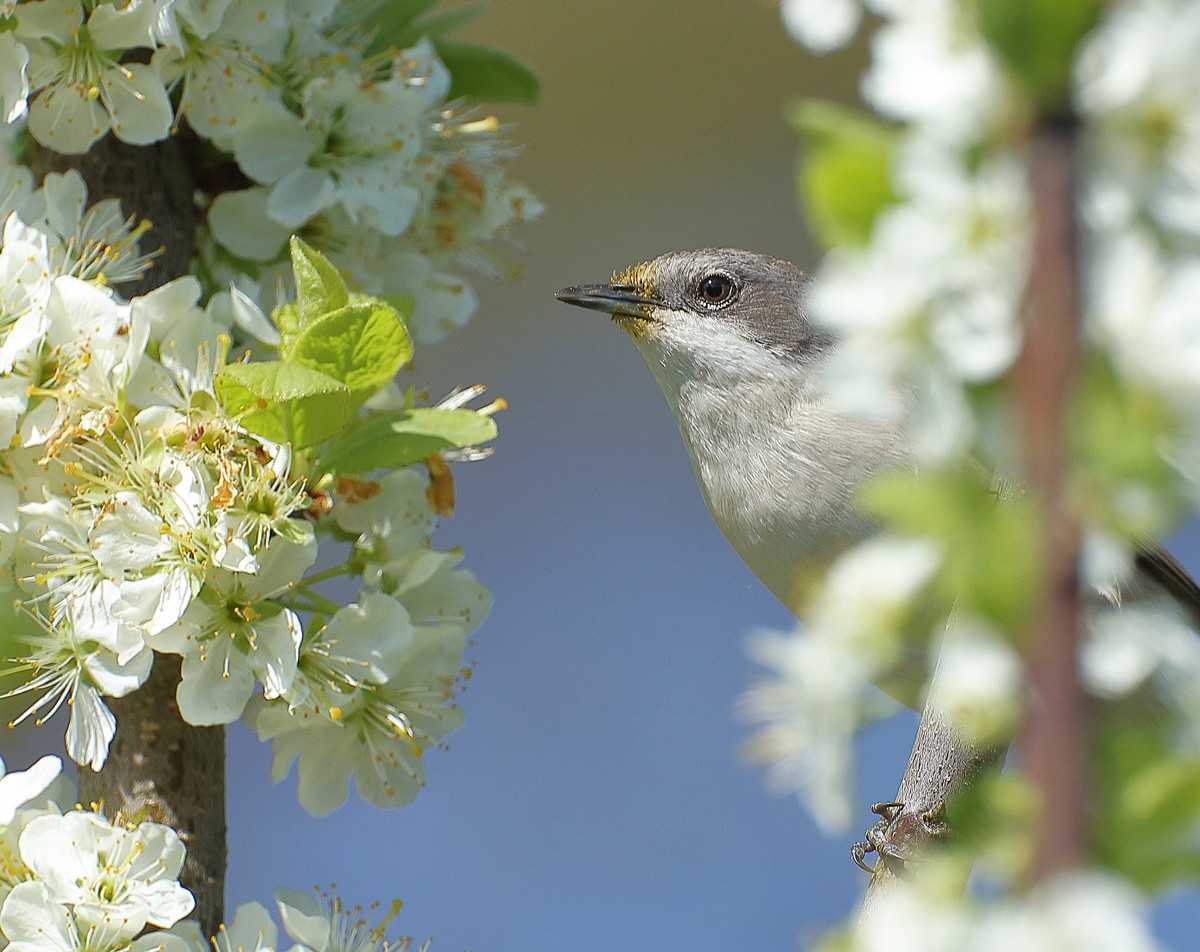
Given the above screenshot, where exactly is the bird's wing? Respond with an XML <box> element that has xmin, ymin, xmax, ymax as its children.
<box><xmin>1134</xmin><ymin>542</ymin><xmax>1200</xmax><ymax>628</ymax></box>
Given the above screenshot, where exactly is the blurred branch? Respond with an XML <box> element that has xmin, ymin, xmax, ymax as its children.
<box><xmin>1015</xmin><ymin>119</ymin><xmax>1087</xmax><ymax>878</ymax></box>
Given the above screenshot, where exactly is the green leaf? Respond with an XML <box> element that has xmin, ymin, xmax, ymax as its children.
<box><xmin>974</xmin><ymin>0</ymin><xmax>1102</xmax><ymax>114</ymax></box>
<box><xmin>434</xmin><ymin>40</ymin><xmax>540</xmax><ymax>104</ymax></box>
<box><xmin>273</xmin><ymin>301</ymin><xmax>301</xmax><ymax>351</ymax></box>
<box><xmin>788</xmin><ymin>99</ymin><xmax>899</xmax><ymax>249</ymax></box>
<box><xmin>860</xmin><ymin>467</ymin><xmax>1043</xmax><ymax>633</ymax></box>
<box><xmin>360</xmin><ymin>0</ymin><xmax>436</xmax><ymax>53</ymax></box>
<box><xmin>216</xmin><ymin>362</ymin><xmax>348</xmax><ymax>405</ymax></box>
<box><xmin>215</xmin><ymin>362</ymin><xmax>352</xmax><ymax>448</ymax></box>
<box><xmin>1093</xmin><ymin>715</ymin><xmax>1200</xmax><ymax>889</ymax></box>
<box><xmin>288</xmin><ymin>299</ymin><xmax>413</xmax><ymax>401</ymax></box>
<box><xmin>367</xmin><ymin>3</ymin><xmax>487</xmax><ymax>53</ymax></box>
<box><xmin>289</xmin><ymin>237</ymin><xmax>349</xmax><ymax>328</ymax></box>
<box><xmin>1071</xmin><ymin>356</ymin><xmax>1187</xmax><ymax>539</ymax></box>
<box><xmin>320</xmin><ymin>408</ymin><xmax>497</xmax><ymax>474</ymax></box>
<box><xmin>375</xmin><ymin>294</ymin><xmax>416</xmax><ymax>323</ymax></box>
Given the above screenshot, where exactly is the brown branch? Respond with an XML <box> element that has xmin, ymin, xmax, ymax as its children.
<box><xmin>1014</xmin><ymin>121</ymin><xmax>1087</xmax><ymax>878</ymax></box>
<box><xmin>30</xmin><ymin>136</ymin><xmax>197</xmax><ymax>297</ymax></box>
<box><xmin>86</xmin><ymin>657</ymin><xmax>227</xmax><ymax>938</ymax></box>
<box><xmin>29</xmin><ymin>138</ymin><xmax>225</xmax><ymax>936</ymax></box>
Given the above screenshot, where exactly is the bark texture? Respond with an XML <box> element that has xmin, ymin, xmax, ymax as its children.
<box><xmin>30</xmin><ymin>136</ymin><xmax>197</xmax><ymax>297</ymax></box>
<box><xmin>30</xmin><ymin>138</ymin><xmax>225</xmax><ymax>935</ymax></box>
<box><xmin>80</xmin><ymin>656</ymin><xmax>227</xmax><ymax>938</ymax></box>
<box><xmin>859</xmin><ymin>646</ymin><xmax>1003</xmax><ymax>920</ymax></box>
<box><xmin>1015</xmin><ymin>122</ymin><xmax>1087</xmax><ymax>878</ymax></box>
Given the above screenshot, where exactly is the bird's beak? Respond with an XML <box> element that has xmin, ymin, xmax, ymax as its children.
<box><xmin>554</xmin><ymin>283</ymin><xmax>663</xmax><ymax>320</ymax></box>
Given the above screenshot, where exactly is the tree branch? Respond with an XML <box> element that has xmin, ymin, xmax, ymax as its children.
<box><xmin>858</xmin><ymin>633</ymin><xmax>1004</xmax><ymax>920</ymax></box>
<box><xmin>1015</xmin><ymin>121</ymin><xmax>1087</xmax><ymax>878</ymax></box>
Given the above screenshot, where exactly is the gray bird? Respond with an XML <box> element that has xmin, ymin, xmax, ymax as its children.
<box><xmin>556</xmin><ymin>247</ymin><xmax>1200</xmax><ymax>649</ymax></box>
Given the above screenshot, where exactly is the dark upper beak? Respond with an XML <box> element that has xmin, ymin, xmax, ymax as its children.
<box><xmin>554</xmin><ymin>283</ymin><xmax>663</xmax><ymax>319</ymax></box>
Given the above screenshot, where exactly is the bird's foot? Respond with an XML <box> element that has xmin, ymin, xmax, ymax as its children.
<box><xmin>851</xmin><ymin>800</ymin><xmax>947</xmax><ymax>874</ymax></box>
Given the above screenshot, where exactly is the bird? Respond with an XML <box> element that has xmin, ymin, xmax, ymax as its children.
<box><xmin>555</xmin><ymin>247</ymin><xmax>1200</xmax><ymax>651</ymax></box>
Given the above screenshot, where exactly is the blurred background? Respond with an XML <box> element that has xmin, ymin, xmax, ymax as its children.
<box><xmin>7</xmin><ymin>1</ymin><xmax>1200</xmax><ymax>949</ymax></box>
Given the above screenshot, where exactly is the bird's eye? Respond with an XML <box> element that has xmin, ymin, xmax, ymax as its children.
<box><xmin>697</xmin><ymin>273</ymin><xmax>737</xmax><ymax>307</ymax></box>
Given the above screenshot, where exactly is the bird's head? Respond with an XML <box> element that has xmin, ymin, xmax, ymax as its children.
<box><xmin>555</xmin><ymin>249</ymin><xmax>830</xmax><ymax>371</ymax></box>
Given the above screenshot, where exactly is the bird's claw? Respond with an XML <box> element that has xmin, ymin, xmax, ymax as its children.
<box><xmin>850</xmin><ymin>799</ymin><xmax>947</xmax><ymax>874</ymax></box>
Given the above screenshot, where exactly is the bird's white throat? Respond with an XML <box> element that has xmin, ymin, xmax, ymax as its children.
<box><xmin>631</xmin><ymin>311</ymin><xmax>907</xmax><ymax>609</ymax></box>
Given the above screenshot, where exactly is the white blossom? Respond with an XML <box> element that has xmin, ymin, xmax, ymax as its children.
<box><xmin>252</xmin><ymin>592</ymin><xmax>466</xmax><ymax>815</ymax></box>
<box><xmin>780</xmin><ymin>0</ymin><xmax>862</xmax><ymax>53</ymax></box>
<box><xmin>147</xmin><ymin>526</ymin><xmax>314</xmax><ymax>725</ymax></box>
<box><xmin>0</xmin><ymin>882</ymin><xmax>190</xmax><ymax>952</ymax></box>
<box><xmin>212</xmin><ymin>903</ymin><xmax>277</xmax><ymax>952</ymax></box>
<box><xmin>18</xmin><ymin>811</ymin><xmax>194</xmax><ymax>939</ymax></box>
<box><xmin>18</xmin><ymin>0</ymin><xmax>171</xmax><ymax>154</ymax></box>
<box><xmin>233</xmin><ymin>72</ymin><xmax>426</xmax><ymax>235</ymax></box>
<box><xmin>932</xmin><ymin>619</ymin><xmax>1023</xmax><ymax>744</ymax></box>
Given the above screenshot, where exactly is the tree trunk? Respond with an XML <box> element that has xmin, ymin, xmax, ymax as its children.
<box><xmin>29</xmin><ymin>138</ymin><xmax>225</xmax><ymax>936</ymax></box>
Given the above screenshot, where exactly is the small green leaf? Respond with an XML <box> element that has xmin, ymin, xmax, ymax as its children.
<box><xmin>788</xmin><ymin>99</ymin><xmax>899</xmax><ymax>248</ymax></box>
<box><xmin>367</xmin><ymin>3</ymin><xmax>487</xmax><ymax>53</ymax></box>
<box><xmin>289</xmin><ymin>237</ymin><xmax>349</xmax><ymax>328</ymax></box>
<box><xmin>216</xmin><ymin>361</ymin><xmax>348</xmax><ymax>405</ymax></box>
<box><xmin>860</xmin><ymin>467</ymin><xmax>1043</xmax><ymax>633</ymax></box>
<box><xmin>434</xmin><ymin>40</ymin><xmax>540</xmax><ymax>104</ymax></box>
<box><xmin>320</xmin><ymin>408</ymin><xmax>497</xmax><ymax>474</ymax></box>
<box><xmin>360</xmin><ymin>0</ymin><xmax>437</xmax><ymax>53</ymax></box>
<box><xmin>273</xmin><ymin>301</ymin><xmax>301</xmax><ymax>351</ymax></box>
<box><xmin>215</xmin><ymin>362</ymin><xmax>353</xmax><ymax>448</ymax></box>
<box><xmin>375</xmin><ymin>294</ymin><xmax>416</xmax><ymax>323</ymax></box>
<box><xmin>975</xmin><ymin>0</ymin><xmax>1102</xmax><ymax>114</ymax></box>
<box><xmin>1071</xmin><ymin>356</ymin><xmax>1187</xmax><ymax>539</ymax></box>
<box><xmin>287</xmin><ymin>300</ymin><xmax>412</xmax><ymax>401</ymax></box>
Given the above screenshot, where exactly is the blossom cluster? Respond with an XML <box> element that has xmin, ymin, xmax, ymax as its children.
<box><xmin>747</xmin><ymin>0</ymin><xmax>1200</xmax><ymax>861</ymax></box>
<box><xmin>1</xmin><ymin>0</ymin><xmax>542</xmax><ymax>344</ymax></box>
<box><xmin>0</xmin><ymin>755</ymin><xmax>427</xmax><ymax>952</ymax></box>
<box><xmin>0</xmin><ymin>755</ymin><xmax>198</xmax><ymax>952</ymax></box>
<box><xmin>206</xmin><ymin>887</ymin><xmax>429</xmax><ymax>952</ymax></box>
<box><xmin>0</xmin><ymin>177</ymin><xmax>494</xmax><ymax>813</ymax></box>
<box><xmin>853</xmin><ymin>870</ymin><xmax>1161</xmax><ymax>952</ymax></box>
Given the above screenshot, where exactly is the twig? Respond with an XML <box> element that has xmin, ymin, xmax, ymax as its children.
<box><xmin>857</xmin><ymin>628</ymin><xmax>1003</xmax><ymax>921</ymax></box>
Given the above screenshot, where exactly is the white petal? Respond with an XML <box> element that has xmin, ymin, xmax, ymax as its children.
<box><xmin>229</xmin><ymin>284</ymin><xmax>282</xmax><ymax>346</ymax></box>
<box><xmin>225</xmin><ymin>902</ymin><xmax>278</xmax><ymax>952</ymax></box>
<box><xmin>131</xmin><ymin>930</ymin><xmax>195</xmax><ymax>952</ymax></box>
<box><xmin>266</xmin><ymin>166</ymin><xmax>336</xmax><ymax>227</ymax></box>
<box><xmin>0</xmin><ymin>882</ymin><xmax>74</xmax><ymax>952</ymax></box>
<box><xmin>0</xmin><ymin>35</ymin><xmax>29</xmax><ymax>123</ymax></box>
<box><xmin>232</xmin><ymin>104</ymin><xmax>312</xmax><ymax>183</ymax></box>
<box><xmin>101</xmin><ymin>62</ymin><xmax>172</xmax><ymax>146</ymax></box>
<box><xmin>90</xmin><ymin>492</ymin><xmax>169</xmax><ymax>577</ymax></box>
<box><xmin>26</xmin><ymin>82</ymin><xmax>109</xmax><ymax>154</ymax></box>
<box><xmin>65</xmin><ymin>685</ymin><xmax>116</xmax><ymax>771</ymax></box>
<box><xmin>274</xmin><ymin>888</ymin><xmax>329</xmax><ymax>951</ymax></box>
<box><xmin>177</xmin><ymin>641</ymin><xmax>255</xmax><ymax>725</ymax></box>
<box><xmin>83</xmin><ymin>644</ymin><xmax>153</xmax><ymax>698</ymax></box>
<box><xmin>0</xmin><ymin>756</ymin><xmax>61</xmax><ymax>826</ymax></box>
<box><xmin>88</xmin><ymin>0</ymin><xmax>157</xmax><ymax>48</ymax></box>
<box><xmin>208</xmin><ymin>188</ymin><xmax>291</xmax><ymax>261</ymax></box>
<box><xmin>247</xmin><ymin>610</ymin><xmax>301</xmax><ymax>700</ymax></box>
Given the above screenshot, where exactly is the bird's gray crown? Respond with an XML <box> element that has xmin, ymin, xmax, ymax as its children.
<box><xmin>631</xmin><ymin>248</ymin><xmax>826</xmax><ymax>356</ymax></box>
